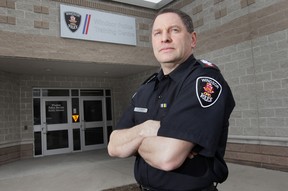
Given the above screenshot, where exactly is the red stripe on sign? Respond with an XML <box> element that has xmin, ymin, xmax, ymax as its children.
<box><xmin>85</xmin><ymin>15</ymin><xmax>91</xmax><ymax>35</ymax></box>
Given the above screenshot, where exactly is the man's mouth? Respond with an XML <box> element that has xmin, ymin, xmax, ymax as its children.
<box><xmin>159</xmin><ymin>47</ymin><xmax>174</xmax><ymax>52</ymax></box>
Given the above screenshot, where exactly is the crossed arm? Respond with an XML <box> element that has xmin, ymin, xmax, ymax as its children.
<box><xmin>107</xmin><ymin>120</ymin><xmax>194</xmax><ymax>171</ymax></box>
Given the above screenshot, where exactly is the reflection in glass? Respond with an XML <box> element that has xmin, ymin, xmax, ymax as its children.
<box><xmin>107</xmin><ymin>126</ymin><xmax>113</xmax><ymax>142</ymax></box>
<box><xmin>33</xmin><ymin>89</ymin><xmax>41</xmax><ymax>97</ymax></box>
<box><xmin>42</xmin><ymin>89</ymin><xmax>69</xmax><ymax>97</ymax></box>
<box><xmin>80</xmin><ymin>89</ymin><xmax>104</xmax><ymax>96</ymax></box>
<box><xmin>73</xmin><ymin>129</ymin><xmax>81</xmax><ymax>151</ymax></box>
<box><xmin>71</xmin><ymin>89</ymin><xmax>79</xmax><ymax>96</ymax></box>
<box><xmin>33</xmin><ymin>98</ymin><xmax>41</xmax><ymax>125</ymax></box>
<box><xmin>105</xmin><ymin>89</ymin><xmax>111</xmax><ymax>96</ymax></box>
<box><xmin>34</xmin><ymin>132</ymin><xmax>42</xmax><ymax>155</ymax></box>
<box><xmin>106</xmin><ymin>97</ymin><xmax>112</xmax><ymax>121</ymax></box>
<box><xmin>47</xmin><ymin>130</ymin><xmax>68</xmax><ymax>150</ymax></box>
<box><xmin>85</xmin><ymin>127</ymin><xmax>104</xmax><ymax>145</ymax></box>
<box><xmin>45</xmin><ymin>101</ymin><xmax>67</xmax><ymax>124</ymax></box>
<box><xmin>84</xmin><ymin>100</ymin><xmax>103</xmax><ymax>122</ymax></box>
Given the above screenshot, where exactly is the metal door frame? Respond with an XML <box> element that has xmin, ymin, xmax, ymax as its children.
<box><xmin>80</xmin><ymin>97</ymin><xmax>107</xmax><ymax>151</ymax></box>
<box><xmin>41</xmin><ymin>97</ymin><xmax>73</xmax><ymax>155</ymax></box>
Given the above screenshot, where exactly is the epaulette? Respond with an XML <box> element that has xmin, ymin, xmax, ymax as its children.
<box><xmin>142</xmin><ymin>72</ymin><xmax>158</xmax><ymax>85</ymax></box>
<box><xmin>198</xmin><ymin>59</ymin><xmax>220</xmax><ymax>71</ymax></box>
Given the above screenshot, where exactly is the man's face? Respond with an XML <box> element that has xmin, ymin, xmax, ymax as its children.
<box><xmin>152</xmin><ymin>13</ymin><xmax>196</xmax><ymax>66</ymax></box>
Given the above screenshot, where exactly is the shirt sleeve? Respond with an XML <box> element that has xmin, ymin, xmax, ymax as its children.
<box><xmin>157</xmin><ymin>68</ymin><xmax>233</xmax><ymax>157</ymax></box>
<box><xmin>115</xmin><ymin>104</ymin><xmax>135</xmax><ymax>130</ymax></box>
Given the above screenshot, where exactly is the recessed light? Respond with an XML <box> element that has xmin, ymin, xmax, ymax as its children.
<box><xmin>143</xmin><ymin>0</ymin><xmax>162</xmax><ymax>3</ymax></box>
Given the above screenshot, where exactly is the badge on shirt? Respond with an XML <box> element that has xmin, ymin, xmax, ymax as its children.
<box><xmin>196</xmin><ymin>77</ymin><xmax>222</xmax><ymax>108</ymax></box>
<box><xmin>134</xmin><ymin>107</ymin><xmax>148</xmax><ymax>113</ymax></box>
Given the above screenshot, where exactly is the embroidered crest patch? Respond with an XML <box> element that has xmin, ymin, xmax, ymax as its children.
<box><xmin>196</xmin><ymin>77</ymin><xmax>222</xmax><ymax>108</ymax></box>
<box><xmin>64</xmin><ymin>12</ymin><xmax>81</xmax><ymax>32</ymax></box>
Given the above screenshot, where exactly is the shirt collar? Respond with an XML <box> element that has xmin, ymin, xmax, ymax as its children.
<box><xmin>157</xmin><ymin>55</ymin><xmax>197</xmax><ymax>82</ymax></box>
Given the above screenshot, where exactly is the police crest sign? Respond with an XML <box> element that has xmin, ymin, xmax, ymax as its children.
<box><xmin>196</xmin><ymin>77</ymin><xmax>222</xmax><ymax>108</ymax></box>
<box><xmin>60</xmin><ymin>4</ymin><xmax>136</xmax><ymax>45</ymax></box>
<box><xmin>64</xmin><ymin>12</ymin><xmax>81</xmax><ymax>32</ymax></box>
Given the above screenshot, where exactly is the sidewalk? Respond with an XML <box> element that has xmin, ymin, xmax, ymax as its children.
<box><xmin>0</xmin><ymin>149</ymin><xmax>287</xmax><ymax>191</ymax></box>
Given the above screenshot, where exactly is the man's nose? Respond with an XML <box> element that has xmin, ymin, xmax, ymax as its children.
<box><xmin>161</xmin><ymin>31</ymin><xmax>171</xmax><ymax>43</ymax></box>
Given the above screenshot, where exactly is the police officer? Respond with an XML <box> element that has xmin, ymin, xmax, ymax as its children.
<box><xmin>108</xmin><ymin>8</ymin><xmax>235</xmax><ymax>191</ymax></box>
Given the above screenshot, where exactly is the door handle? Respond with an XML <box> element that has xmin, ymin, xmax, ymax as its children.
<box><xmin>43</xmin><ymin>122</ymin><xmax>48</xmax><ymax>134</ymax></box>
<box><xmin>81</xmin><ymin>120</ymin><xmax>86</xmax><ymax>131</ymax></box>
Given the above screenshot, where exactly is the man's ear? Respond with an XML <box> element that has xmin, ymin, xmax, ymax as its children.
<box><xmin>191</xmin><ymin>32</ymin><xmax>197</xmax><ymax>48</ymax></box>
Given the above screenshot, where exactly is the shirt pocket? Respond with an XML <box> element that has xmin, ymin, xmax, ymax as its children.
<box><xmin>134</xmin><ymin>106</ymin><xmax>150</xmax><ymax>124</ymax></box>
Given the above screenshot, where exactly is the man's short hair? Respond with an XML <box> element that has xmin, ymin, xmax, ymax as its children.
<box><xmin>153</xmin><ymin>8</ymin><xmax>194</xmax><ymax>33</ymax></box>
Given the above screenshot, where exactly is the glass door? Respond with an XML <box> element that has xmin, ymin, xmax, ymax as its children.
<box><xmin>80</xmin><ymin>97</ymin><xmax>106</xmax><ymax>150</ymax></box>
<box><xmin>42</xmin><ymin>98</ymin><xmax>72</xmax><ymax>155</ymax></box>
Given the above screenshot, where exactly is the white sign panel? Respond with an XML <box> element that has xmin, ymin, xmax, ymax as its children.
<box><xmin>60</xmin><ymin>4</ymin><xmax>136</xmax><ymax>46</ymax></box>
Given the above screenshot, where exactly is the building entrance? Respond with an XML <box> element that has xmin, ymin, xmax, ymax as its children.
<box><xmin>33</xmin><ymin>89</ymin><xmax>113</xmax><ymax>157</ymax></box>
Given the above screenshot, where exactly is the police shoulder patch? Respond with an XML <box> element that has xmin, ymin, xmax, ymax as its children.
<box><xmin>196</xmin><ymin>76</ymin><xmax>222</xmax><ymax>108</ymax></box>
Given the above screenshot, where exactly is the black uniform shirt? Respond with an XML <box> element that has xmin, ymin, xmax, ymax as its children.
<box><xmin>116</xmin><ymin>55</ymin><xmax>235</xmax><ymax>191</ymax></box>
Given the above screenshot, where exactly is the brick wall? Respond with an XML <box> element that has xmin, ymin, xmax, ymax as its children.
<box><xmin>0</xmin><ymin>0</ymin><xmax>155</xmax><ymax>47</ymax></box>
<box><xmin>226</xmin><ymin>143</ymin><xmax>288</xmax><ymax>172</ymax></box>
<box><xmin>0</xmin><ymin>71</ymin><xmax>22</xmax><ymax>165</ymax></box>
<box><xmin>0</xmin><ymin>0</ymin><xmax>158</xmax><ymax>66</ymax></box>
<box><xmin>0</xmin><ymin>72</ymin><xmax>20</xmax><ymax>144</ymax></box>
<box><xmin>179</xmin><ymin>0</ymin><xmax>288</xmax><ymax>170</ymax></box>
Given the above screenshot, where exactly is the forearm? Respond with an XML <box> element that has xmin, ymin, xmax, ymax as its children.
<box><xmin>107</xmin><ymin>125</ymin><xmax>143</xmax><ymax>158</ymax></box>
<box><xmin>108</xmin><ymin>120</ymin><xmax>160</xmax><ymax>158</ymax></box>
<box><xmin>138</xmin><ymin>136</ymin><xmax>194</xmax><ymax>171</ymax></box>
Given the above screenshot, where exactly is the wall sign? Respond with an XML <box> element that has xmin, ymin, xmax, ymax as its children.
<box><xmin>60</xmin><ymin>4</ymin><xmax>137</xmax><ymax>46</ymax></box>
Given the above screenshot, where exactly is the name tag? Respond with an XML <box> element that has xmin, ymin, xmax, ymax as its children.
<box><xmin>134</xmin><ymin>107</ymin><xmax>148</xmax><ymax>113</ymax></box>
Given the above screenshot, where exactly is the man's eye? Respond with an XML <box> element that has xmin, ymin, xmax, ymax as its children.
<box><xmin>153</xmin><ymin>32</ymin><xmax>161</xmax><ymax>36</ymax></box>
<box><xmin>172</xmin><ymin>28</ymin><xmax>179</xmax><ymax>32</ymax></box>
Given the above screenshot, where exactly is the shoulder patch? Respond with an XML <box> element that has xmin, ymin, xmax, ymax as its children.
<box><xmin>196</xmin><ymin>76</ymin><xmax>222</xmax><ymax>108</ymax></box>
<box><xmin>198</xmin><ymin>59</ymin><xmax>219</xmax><ymax>70</ymax></box>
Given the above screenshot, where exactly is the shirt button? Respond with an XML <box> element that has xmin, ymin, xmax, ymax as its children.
<box><xmin>158</xmin><ymin>95</ymin><xmax>162</xmax><ymax>99</ymax></box>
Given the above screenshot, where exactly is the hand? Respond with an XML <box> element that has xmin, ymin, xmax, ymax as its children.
<box><xmin>187</xmin><ymin>151</ymin><xmax>198</xmax><ymax>159</ymax></box>
<box><xmin>139</xmin><ymin>120</ymin><xmax>160</xmax><ymax>137</ymax></box>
